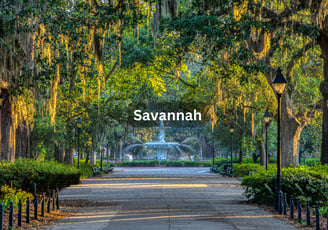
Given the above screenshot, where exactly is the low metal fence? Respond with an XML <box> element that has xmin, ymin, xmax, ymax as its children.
<box><xmin>0</xmin><ymin>186</ymin><xmax>59</xmax><ymax>230</ymax></box>
<box><xmin>278</xmin><ymin>192</ymin><xmax>328</xmax><ymax>230</ymax></box>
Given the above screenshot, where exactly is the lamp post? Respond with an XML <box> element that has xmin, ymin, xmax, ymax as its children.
<box><xmin>100</xmin><ymin>147</ymin><xmax>103</xmax><ymax>171</ymax></box>
<box><xmin>272</xmin><ymin>67</ymin><xmax>287</xmax><ymax>213</ymax></box>
<box><xmin>229</xmin><ymin>125</ymin><xmax>234</xmax><ymax>175</ymax></box>
<box><xmin>263</xmin><ymin>108</ymin><xmax>272</xmax><ymax>170</ymax></box>
<box><xmin>76</xmin><ymin>117</ymin><xmax>82</xmax><ymax>169</ymax></box>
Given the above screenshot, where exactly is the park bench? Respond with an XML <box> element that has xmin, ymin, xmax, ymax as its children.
<box><xmin>222</xmin><ymin>164</ymin><xmax>232</xmax><ymax>176</ymax></box>
<box><xmin>106</xmin><ymin>165</ymin><xmax>113</xmax><ymax>173</ymax></box>
<box><xmin>92</xmin><ymin>166</ymin><xmax>101</xmax><ymax>176</ymax></box>
<box><xmin>212</xmin><ymin>164</ymin><xmax>218</xmax><ymax>172</ymax></box>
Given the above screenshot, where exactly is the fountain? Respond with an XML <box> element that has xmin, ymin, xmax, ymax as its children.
<box><xmin>144</xmin><ymin>120</ymin><xmax>180</xmax><ymax>160</ymax></box>
<box><xmin>123</xmin><ymin>120</ymin><xmax>196</xmax><ymax>161</ymax></box>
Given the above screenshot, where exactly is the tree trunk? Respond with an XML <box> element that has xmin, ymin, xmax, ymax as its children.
<box><xmin>64</xmin><ymin>147</ymin><xmax>74</xmax><ymax>165</ymax></box>
<box><xmin>110</xmin><ymin>146</ymin><xmax>115</xmax><ymax>160</ymax></box>
<box><xmin>264</xmin><ymin>72</ymin><xmax>305</xmax><ymax>168</ymax></box>
<box><xmin>15</xmin><ymin>122</ymin><xmax>30</xmax><ymax>158</ymax></box>
<box><xmin>252</xmin><ymin>152</ymin><xmax>259</xmax><ymax>163</ymax></box>
<box><xmin>255</xmin><ymin>125</ymin><xmax>266</xmax><ymax>166</ymax></box>
<box><xmin>256</xmin><ymin>138</ymin><xmax>266</xmax><ymax>166</ymax></box>
<box><xmin>239</xmin><ymin>142</ymin><xmax>242</xmax><ymax>164</ymax></box>
<box><xmin>280</xmin><ymin>92</ymin><xmax>305</xmax><ymax>168</ymax></box>
<box><xmin>319</xmin><ymin>30</ymin><xmax>328</xmax><ymax>165</ymax></box>
<box><xmin>54</xmin><ymin>143</ymin><xmax>64</xmax><ymax>162</ymax></box>
<box><xmin>120</xmin><ymin>139</ymin><xmax>123</xmax><ymax>160</ymax></box>
<box><xmin>85</xmin><ymin>152</ymin><xmax>90</xmax><ymax>164</ymax></box>
<box><xmin>106</xmin><ymin>144</ymin><xmax>110</xmax><ymax>163</ymax></box>
<box><xmin>199</xmin><ymin>135</ymin><xmax>213</xmax><ymax>158</ymax></box>
<box><xmin>1</xmin><ymin>90</ymin><xmax>14</xmax><ymax>161</ymax></box>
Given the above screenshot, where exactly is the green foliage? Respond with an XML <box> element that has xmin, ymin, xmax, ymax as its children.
<box><xmin>77</xmin><ymin>163</ymin><xmax>94</xmax><ymax>179</ymax></box>
<box><xmin>30</xmin><ymin>115</ymin><xmax>66</xmax><ymax>160</ymax></box>
<box><xmin>319</xmin><ymin>202</ymin><xmax>328</xmax><ymax>217</ymax></box>
<box><xmin>114</xmin><ymin>160</ymin><xmax>211</xmax><ymax>167</ymax></box>
<box><xmin>162</xmin><ymin>160</ymin><xmax>211</xmax><ymax>167</ymax></box>
<box><xmin>241</xmin><ymin>165</ymin><xmax>328</xmax><ymax>205</ymax></box>
<box><xmin>0</xmin><ymin>185</ymin><xmax>33</xmax><ymax>213</ymax></box>
<box><xmin>115</xmin><ymin>160</ymin><xmax>160</xmax><ymax>167</ymax></box>
<box><xmin>304</xmin><ymin>158</ymin><xmax>320</xmax><ymax>166</ymax></box>
<box><xmin>73</xmin><ymin>158</ymin><xmax>108</xmax><ymax>179</ymax></box>
<box><xmin>233</xmin><ymin>164</ymin><xmax>264</xmax><ymax>176</ymax></box>
<box><xmin>0</xmin><ymin>158</ymin><xmax>80</xmax><ymax>193</ymax></box>
<box><xmin>233</xmin><ymin>163</ymin><xmax>277</xmax><ymax>176</ymax></box>
<box><xmin>214</xmin><ymin>157</ymin><xmax>240</xmax><ymax>167</ymax></box>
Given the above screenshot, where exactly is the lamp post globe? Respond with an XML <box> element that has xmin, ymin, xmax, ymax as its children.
<box><xmin>272</xmin><ymin>68</ymin><xmax>287</xmax><ymax>213</ymax></box>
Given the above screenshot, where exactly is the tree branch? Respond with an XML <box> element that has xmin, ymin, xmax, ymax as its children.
<box><xmin>286</xmin><ymin>41</ymin><xmax>314</xmax><ymax>81</ymax></box>
<box><xmin>105</xmin><ymin>61</ymin><xmax>118</xmax><ymax>82</ymax></box>
<box><xmin>177</xmin><ymin>77</ymin><xmax>197</xmax><ymax>88</ymax></box>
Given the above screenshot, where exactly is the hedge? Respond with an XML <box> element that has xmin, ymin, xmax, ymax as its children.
<box><xmin>233</xmin><ymin>163</ymin><xmax>277</xmax><ymax>176</ymax></box>
<box><xmin>115</xmin><ymin>160</ymin><xmax>160</xmax><ymax>167</ymax></box>
<box><xmin>0</xmin><ymin>158</ymin><xmax>81</xmax><ymax>193</ymax></box>
<box><xmin>241</xmin><ymin>165</ymin><xmax>328</xmax><ymax>205</ymax></box>
<box><xmin>114</xmin><ymin>160</ymin><xmax>211</xmax><ymax>167</ymax></box>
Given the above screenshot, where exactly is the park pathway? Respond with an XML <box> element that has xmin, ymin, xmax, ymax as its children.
<box><xmin>45</xmin><ymin>167</ymin><xmax>296</xmax><ymax>230</ymax></box>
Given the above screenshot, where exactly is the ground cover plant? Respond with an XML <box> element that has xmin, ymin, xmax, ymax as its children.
<box><xmin>0</xmin><ymin>185</ymin><xmax>33</xmax><ymax>213</ymax></box>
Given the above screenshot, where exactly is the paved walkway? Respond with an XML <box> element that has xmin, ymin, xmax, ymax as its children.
<box><xmin>45</xmin><ymin>167</ymin><xmax>297</xmax><ymax>230</ymax></box>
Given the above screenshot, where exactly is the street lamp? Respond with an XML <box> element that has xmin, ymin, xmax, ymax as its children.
<box><xmin>272</xmin><ymin>67</ymin><xmax>287</xmax><ymax>213</ymax></box>
<box><xmin>263</xmin><ymin>108</ymin><xmax>272</xmax><ymax>170</ymax></box>
<box><xmin>76</xmin><ymin>117</ymin><xmax>82</xmax><ymax>169</ymax></box>
<box><xmin>100</xmin><ymin>147</ymin><xmax>103</xmax><ymax>171</ymax></box>
<box><xmin>229</xmin><ymin>124</ymin><xmax>234</xmax><ymax>176</ymax></box>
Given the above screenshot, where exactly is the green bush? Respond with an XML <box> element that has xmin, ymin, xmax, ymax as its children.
<box><xmin>183</xmin><ymin>161</ymin><xmax>211</xmax><ymax>167</ymax></box>
<box><xmin>115</xmin><ymin>160</ymin><xmax>160</xmax><ymax>167</ymax></box>
<box><xmin>243</xmin><ymin>158</ymin><xmax>254</xmax><ymax>163</ymax></box>
<box><xmin>233</xmin><ymin>163</ymin><xmax>276</xmax><ymax>176</ymax></box>
<box><xmin>73</xmin><ymin>158</ymin><xmax>100</xmax><ymax>178</ymax></box>
<box><xmin>78</xmin><ymin>163</ymin><xmax>94</xmax><ymax>178</ymax></box>
<box><xmin>233</xmin><ymin>164</ymin><xmax>264</xmax><ymax>176</ymax></box>
<box><xmin>114</xmin><ymin>160</ymin><xmax>211</xmax><ymax>167</ymax></box>
<box><xmin>0</xmin><ymin>185</ymin><xmax>33</xmax><ymax>213</ymax></box>
<box><xmin>241</xmin><ymin>165</ymin><xmax>328</xmax><ymax>205</ymax></box>
<box><xmin>0</xmin><ymin>158</ymin><xmax>80</xmax><ymax>193</ymax></box>
<box><xmin>214</xmin><ymin>157</ymin><xmax>239</xmax><ymax>167</ymax></box>
<box><xmin>304</xmin><ymin>158</ymin><xmax>320</xmax><ymax>166</ymax></box>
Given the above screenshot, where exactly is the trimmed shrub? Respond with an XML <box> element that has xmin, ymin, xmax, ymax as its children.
<box><xmin>233</xmin><ymin>163</ymin><xmax>276</xmax><ymax>176</ymax></box>
<box><xmin>114</xmin><ymin>160</ymin><xmax>211</xmax><ymax>167</ymax></box>
<box><xmin>233</xmin><ymin>164</ymin><xmax>264</xmax><ymax>176</ymax></box>
<box><xmin>0</xmin><ymin>158</ymin><xmax>80</xmax><ymax>193</ymax></box>
<box><xmin>241</xmin><ymin>165</ymin><xmax>328</xmax><ymax>205</ymax></box>
<box><xmin>304</xmin><ymin>158</ymin><xmax>320</xmax><ymax>166</ymax></box>
<box><xmin>115</xmin><ymin>160</ymin><xmax>160</xmax><ymax>167</ymax></box>
<box><xmin>214</xmin><ymin>157</ymin><xmax>239</xmax><ymax>167</ymax></box>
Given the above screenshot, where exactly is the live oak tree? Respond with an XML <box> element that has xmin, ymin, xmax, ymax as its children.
<box><xmin>2</xmin><ymin>0</ymin><xmax>325</xmax><ymax>168</ymax></box>
<box><xmin>156</xmin><ymin>0</ymin><xmax>324</xmax><ymax>167</ymax></box>
<box><xmin>0</xmin><ymin>0</ymin><xmax>158</xmax><ymax>162</ymax></box>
